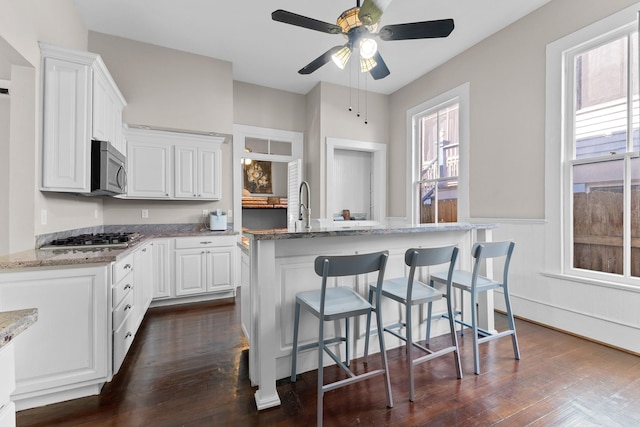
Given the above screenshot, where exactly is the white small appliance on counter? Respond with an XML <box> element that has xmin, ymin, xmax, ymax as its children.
<box><xmin>209</xmin><ymin>209</ymin><xmax>227</xmax><ymax>231</ymax></box>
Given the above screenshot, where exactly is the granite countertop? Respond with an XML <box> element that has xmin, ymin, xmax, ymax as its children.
<box><xmin>0</xmin><ymin>224</ymin><xmax>237</xmax><ymax>270</ymax></box>
<box><xmin>0</xmin><ymin>308</ymin><xmax>37</xmax><ymax>349</ymax></box>
<box><xmin>243</xmin><ymin>222</ymin><xmax>498</xmax><ymax>241</ymax></box>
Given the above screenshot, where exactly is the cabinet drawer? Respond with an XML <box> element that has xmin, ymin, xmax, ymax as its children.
<box><xmin>112</xmin><ymin>275</ymin><xmax>133</xmax><ymax>307</ymax></box>
<box><xmin>112</xmin><ymin>290</ymin><xmax>134</xmax><ymax>331</ymax></box>
<box><xmin>113</xmin><ymin>314</ymin><xmax>136</xmax><ymax>375</ymax></box>
<box><xmin>112</xmin><ymin>253</ymin><xmax>134</xmax><ymax>284</ymax></box>
<box><xmin>175</xmin><ymin>235</ymin><xmax>235</xmax><ymax>249</ymax></box>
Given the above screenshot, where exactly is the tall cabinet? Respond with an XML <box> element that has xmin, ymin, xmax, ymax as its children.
<box><xmin>39</xmin><ymin>43</ymin><xmax>126</xmax><ymax>193</ymax></box>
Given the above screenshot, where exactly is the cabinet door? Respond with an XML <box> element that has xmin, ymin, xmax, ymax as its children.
<box><xmin>205</xmin><ymin>247</ymin><xmax>234</xmax><ymax>293</ymax></box>
<box><xmin>174</xmin><ymin>146</ymin><xmax>198</xmax><ymax>199</ymax></box>
<box><xmin>41</xmin><ymin>57</ymin><xmax>92</xmax><ymax>193</ymax></box>
<box><xmin>133</xmin><ymin>242</ymin><xmax>153</xmax><ymax>330</ymax></box>
<box><xmin>0</xmin><ymin>266</ymin><xmax>109</xmax><ymax>400</ymax></box>
<box><xmin>92</xmin><ymin>69</ymin><xmax>113</xmax><ymax>143</ymax></box>
<box><xmin>199</xmin><ymin>147</ymin><xmax>222</xmax><ymax>200</ymax></box>
<box><xmin>152</xmin><ymin>239</ymin><xmax>171</xmax><ymax>299</ymax></box>
<box><xmin>127</xmin><ymin>141</ymin><xmax>172</xmax><ymax>198</ymax></box>
<box><xmin>174</xmin><ymin>249</ymin><xmax>207</xmax><ymax>296</ymax></box>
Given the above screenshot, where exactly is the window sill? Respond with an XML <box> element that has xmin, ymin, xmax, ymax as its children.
<box><xmin>541</xmin><ymin>271</ymin><xmax>640</xmax><ymax>293</ymax></box>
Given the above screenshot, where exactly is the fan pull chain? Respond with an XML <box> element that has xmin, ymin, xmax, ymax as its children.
<box><xmin>348</xmin><ymin>54</ymin><xmax>353</xmax><ymax>112</ymax></box>
<box><xmin>364</xmin><ymin>74</ymin><xmax>368</xmax><ymax>124</ymax></box>
<box><xmin>356</xmin><ymin>62</ymin><xmax>361</xmax><ymax>118</ymax></box>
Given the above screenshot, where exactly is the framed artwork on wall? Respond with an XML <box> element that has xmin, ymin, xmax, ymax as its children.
<box><xmin>244</xmin><ymin>161</ymin><xmax>273</xmax><ymax>194</ymax></box>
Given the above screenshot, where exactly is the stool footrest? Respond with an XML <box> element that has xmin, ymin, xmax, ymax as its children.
<box><xmin>323</xmin><ymin>368</ymin><xmax>387</xmax><ymax>393</ymax></box>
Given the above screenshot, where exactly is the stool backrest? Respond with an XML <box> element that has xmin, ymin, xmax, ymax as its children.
<box><xmin>405</xmin><ymin>246</ymin><xmax>458</xmax><ymax>301</ymax></box>
<box><xmin>314</xmin><ymin>251</ymin><xmax>389</xmax><ymax>316</ymax></box>
<box><xmin>471</xmin><ymin>241</ymin><xmax>515</xmax><ymax>287</ymax></box>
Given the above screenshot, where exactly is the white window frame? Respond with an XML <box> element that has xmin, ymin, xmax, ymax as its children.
<box><xmin>545</xmin><ymin>2</ymin><xmax>640</xmax><ymax>287</ymax></box>
<box><xmin>406</xmin><ymin>83</ymin><xmax>470</xmax><ymax>225</ymax></box>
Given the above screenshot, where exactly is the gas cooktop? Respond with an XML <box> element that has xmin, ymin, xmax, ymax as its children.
<box><xmin>40</xmin><ymin>232</ymin><xmax>140</xmax><ymax>250</ymax></box>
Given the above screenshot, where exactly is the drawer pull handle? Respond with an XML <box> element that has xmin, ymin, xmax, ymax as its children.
<box><xmin>125</xmin><ymin>332</ymin><xmax>132</xmax><ymax>339</ymax></box>
<box><xmin>124</xmin><ymin>304</ymin><xmax>132</xmax><ymax>311</ymax></box>
<box><xmin>124</xmin><ymin>264</ymin><xmax>132</xmax><ymax>270</ymax></box>
<box><xmin>124</xmin><ymin>284</ymin><xmax>132</xmax><ymax>290</ymax></box>
<box><xmin>200</xmin><ymin>241</ymin><xmax>212</xmax><ymax>245</ymax></box>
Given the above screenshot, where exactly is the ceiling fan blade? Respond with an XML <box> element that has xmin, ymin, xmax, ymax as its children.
<box><xmin>358</xmin><ymin>0</ymin><xmax>392</xmax><ymax>26</ymax></box>
<box><xmin>272</xmin><ymin>10</ymin><xmax>343</xmax><ymax>34</ymax></box>
<box><xmin>298</xmin><ymin>46</ymin><xmax>343</xmax><ymax>75</ymax></box>
<box><xmin>379</xmin><ymin>19</ymin><xmax>454</xmax><ymax>41</ymax></box>
<box><xmin>369</xmin><ymin>51</ymin><xmax>390</xmax><ymax>80</ymax></box>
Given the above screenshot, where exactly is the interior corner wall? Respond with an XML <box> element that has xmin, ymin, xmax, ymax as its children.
<box><xmin>233</xmin><ymin>81</ymin><xmax>307</xmax><ymax>132</ymax></box>
<box><xmin>305</xmin><ymin>83</ymin><xmax>322</xmax><ymax>217</ymax></box>
<box><xmin>317</xmin><ymin>82</ymin><xmax>390</xmax><ymax>219</ymax></box>
<box><xmin>88</xmin><ymin>32</ymin><xmax>236</xmax><ymax>226</ymax></box>
<box><xmin>88</xmin><ymin>32</ymin><xmax>233</xmax><ymax>134</ymax></box>
<box><xmin>0</xmin><ymin>0</ymin><xmax>93</xmax><ymax>249</ymax></box>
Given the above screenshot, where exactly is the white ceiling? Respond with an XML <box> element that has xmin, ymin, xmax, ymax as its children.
<box><xmin>73</xmin><ymin>0</ymin><xmax>552</xmax><ymax>95</ymax></box>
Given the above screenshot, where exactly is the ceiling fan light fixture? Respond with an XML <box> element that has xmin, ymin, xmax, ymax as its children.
<box><xmin>336</xmin><ymin>7</ymin><xmax>362</xmax><ymax>33</ymax></box>
<box><xmin>331</xmin><ymin>46</ymin><xmax>352</xmax><ymax>69</ymax></box>
<box><xmin>359</xmin><ymin>38</ymin><xmax>377</xmax><ymax>59</ymax></box>
<box><xmin>360</xmin><ymin>56</ymin><xmax>377</xmax><ymax>72</ymax></box>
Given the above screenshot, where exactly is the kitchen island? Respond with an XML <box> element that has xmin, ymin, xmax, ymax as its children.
<box><xmin>242</xmin><ymin>222</ymin><xmax>498</xmax><ymax>410</ymax></box>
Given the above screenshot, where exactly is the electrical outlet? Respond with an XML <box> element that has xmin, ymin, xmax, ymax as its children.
<box><xmin>227</xmin><ymin>209</ymin><xmax>233</xmax><ymax>219</ymax></box>
<box><xmin>202</xmin><ymin>209</ymin><xmax>209</xmax><ymax>218</ymax></box>
<box><xmin>141</xmin><ymin>209</ymin><xmax>149</xmax><ymax>219</ymax></box>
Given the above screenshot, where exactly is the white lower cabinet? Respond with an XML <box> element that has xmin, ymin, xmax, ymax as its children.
<box><xmin>0</xmin><ymin>343</ymin><xmax>16</xmax><ymax>427</ymax></box>
<box><xmin>111</xmin><ymin>241</ymin><xmax>153</xmax><ymax>375</ymax></box>
<box><xmin>168</xmin><ymin>236</ymin><xmax>236</xmax><ymax>302</ymax></box>
<box><xmin>0</xmin><ymin>265</ymin><xmax>109</xmax><ymax>410</ymax></box>
<box><xmin>151</xmin><ymin>238</ymin><xmax>171</xmax><ymax>299</ymax></box>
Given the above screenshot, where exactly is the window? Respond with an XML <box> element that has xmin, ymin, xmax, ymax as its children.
<box><xmin>566</xmin><ymin>25</ymin><xmax>639</xmax><ymax>278</ymax></box>
<box><xmin>407</xmin><ymin>83</ymin><xmax>469</xmax><ymax>224</ymax></box>
<box><xmin>546</xmin><ymin>3</ymin><xmax>640</xmax><ymax>284</ymax></box>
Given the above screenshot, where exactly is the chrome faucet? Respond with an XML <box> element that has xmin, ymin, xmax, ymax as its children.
<box><xmin>298</xmin><ymin>181</ymin><xmax>312</xmax><ymax>231</ymax></box>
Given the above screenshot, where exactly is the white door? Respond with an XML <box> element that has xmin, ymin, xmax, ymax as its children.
<box><xmin>287</xmin><ymin>159</ymin><xmax>302</xmax><ymax>231</ymax></box>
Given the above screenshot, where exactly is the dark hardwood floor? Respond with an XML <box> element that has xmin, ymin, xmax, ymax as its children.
<box><xmin>16</xmin><ymin>296</ymin><xmax>640</xmax><ymax>426</ymax></box>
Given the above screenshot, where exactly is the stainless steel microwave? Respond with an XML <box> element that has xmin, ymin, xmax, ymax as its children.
<box><xmin>89</xmin><ymin>140</ymin><xmax>126</xmax><ymax>196</ymax></box>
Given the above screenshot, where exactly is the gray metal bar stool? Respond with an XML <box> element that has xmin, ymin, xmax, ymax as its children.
<box><xmin>363</xmin><ymin>245</ymin><xmax>462</xmax><ymax>401</ymax></box>
<box><xmin>290</xmin><ymin>250</ymin><xmax>393</xmax><ymax>427</ymax></box>
<box><xmin>429</xmin><ymin>240</ymin><xmax>520</xmax><ymax>375</ymax></box>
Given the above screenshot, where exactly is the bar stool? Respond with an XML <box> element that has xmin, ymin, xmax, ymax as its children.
<box><xmin>363</xmin><ymin>245</ymin><xmax>462</xmax><ymax>402</ymax></box>
<box><xmin>429</xmin><ymin>241</ymin><xmax>520</xmax><ymax>375</ymax></box>
<box><xmin>290</xmin><ymin>250</ymin><xmax>393</xmax><ymax>427</ymax></box>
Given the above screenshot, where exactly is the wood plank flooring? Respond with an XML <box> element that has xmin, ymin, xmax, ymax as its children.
<box><xmin>16</xmin><ymin>296</ymin><xmax>640</xmax><ymax>426</ymax></box>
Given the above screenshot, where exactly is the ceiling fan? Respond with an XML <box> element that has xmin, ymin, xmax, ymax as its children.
<box><xmin>271</xmin><ymin>0</ymin><xmax>454</xmax><ymax>80</ymax></box>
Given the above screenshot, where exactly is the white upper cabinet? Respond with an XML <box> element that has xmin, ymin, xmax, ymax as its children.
<box><xmin>174</xmin><ymin>144</ymin><xmax>221</xmax><ymax>199</ymax></box>
<box><xmin>124</xmin><ymin>126</ymin><xmax>224</xmax><ymax>200</ymax></box>
<box><xmin>39</xmin><ymin>43</ymin><xmax>126</xmax><ymax>193</ymax></box>
<box><xmin>41</xmin><ymin>55</ymin><xmax>92</xmax><ymax>192</ymax></box>
<box><xmin>92</xmin><ymin>56</ymin><xmax>126</xmax><ymax>154</ymax></box>
<box><xmin>127</xmin><ymin>139</ymin><xmax>173</xmax><ymax>198</ymax></box>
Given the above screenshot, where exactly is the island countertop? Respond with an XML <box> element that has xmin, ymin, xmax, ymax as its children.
<box><xmin>0</xmin><ymin>308</ymin><xmax>37</xmax><ymax>349</ymax></box>
<box><xmin>243</xmin><ymin>222</ymin><xmax>498</xmax><ymax>241</ymax></box>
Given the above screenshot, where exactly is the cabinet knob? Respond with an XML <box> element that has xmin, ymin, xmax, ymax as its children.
<box><xmin>124</xmin><ymin>284</ymin><xmax>132</xmax><ymax>290</ymax></box>
<box><xmin>125</xmin><ymin>332</ymin><xmax>133</xmax><ymax>339</ymax></box>
<box><xmin>165</xmin><ymin>193</ymin><xmax>169</xmax><ymax>196</ymax></box>
<box><xmin>124</xmin><ymin>304</ymin><xmax>132</xmax><ymax>311</ymax></box>
<box><xmin>124</xmin><ymin>264</ymin><xmax>131</xmax><ymax>270</ymax></box>
<box><xmin>201</xmin><ymin>251</ymin><xmax>205</xmax><ymax>254</ymax></box>
<box><xmin>193</xmin><ymin>194</ymin><xmax>196</xmax><ymax>197</ymax></box>
<box><xmin>142</xmin><ymin>248</ymin><xmax>147</xmax><ymax>252</ymax></box>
